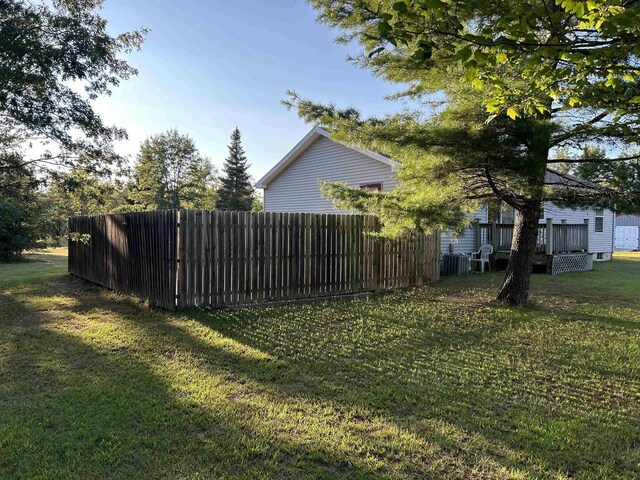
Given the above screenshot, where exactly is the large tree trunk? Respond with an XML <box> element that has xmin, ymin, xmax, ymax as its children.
<box><xmin>497</xmin><ymin>199</ymin><xmax>541</xmax><ymax>306</ymax></box>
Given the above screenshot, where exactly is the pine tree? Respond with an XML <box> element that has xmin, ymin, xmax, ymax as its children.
<box><xmin>291</xmin><ymin>0</ymin><xmax>640</xmax><ymax>306</ymax></box>
<box><xmin>216</xmin><ymin>128</ymin><xmax>254</xmax><ymax>211</ymax></box>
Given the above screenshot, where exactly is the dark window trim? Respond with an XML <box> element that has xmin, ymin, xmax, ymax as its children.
<box><xmin>595</xmin><ymin>209</ymin><xmax>604</xmax><ymax>233</ymax></box>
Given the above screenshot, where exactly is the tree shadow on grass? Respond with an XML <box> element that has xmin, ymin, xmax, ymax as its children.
<box><xmin>0</xmin><ymin>278</ymin><xmax>392</xmax><ymax>480</ymax></box>
<box><xmin>188</xmin><ymin>285</ymin><xmax>640</xmax><ymax>479</ymax></box>
<box><xmin>3</xmin><ymin>273</ymin><xmax>639</xmax><ymax>479</ymax></box>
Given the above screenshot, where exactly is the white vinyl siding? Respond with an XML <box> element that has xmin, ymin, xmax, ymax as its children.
<box><xmin>542</xmin><ymin>203</ymin><xmax>614</xmax><ymax>255</ymax></box>
<box><xmin>261</xmin><ymin>133</ymin><xmax>614</xmax><ymax>258</ymax></box>
<box><xmin>441</xmin><ymin>203</ymin><xmax>615</xmax><ymax>256</ymax></box>
<box><xmin>263</xmin><ymin>136</ymin><xmax>396</xmax><ymax>214</ymax></box>
<box><xmin>440</xmin><ymin>207</ymin><xmax>489</xmax><ymax>255</ymax></box>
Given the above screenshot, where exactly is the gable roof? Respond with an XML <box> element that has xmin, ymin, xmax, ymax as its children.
<box><xmin>255</xmin><ymin>127</ymin><xmax>399</xmax><ymax>189</ymax></box>
<box><xmin>256</xmin><ymin>128</ymin><xmax>603</xmax><ymax>196</ymax></box>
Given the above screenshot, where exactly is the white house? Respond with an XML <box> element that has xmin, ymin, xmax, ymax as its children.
<box><xmin>256</xmin><ymin>127</ymin><xmax>614</xmax><ymax>261</ymax></box>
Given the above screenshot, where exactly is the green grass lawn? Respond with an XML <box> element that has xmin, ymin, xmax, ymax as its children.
<box><xmin>0</xmin><ymin>247</ymin><xmax>68</xmax><ymax>288</ymax></box>
<box><xmin>0</xmin><ymin>250</ymin><xmax>639</xmax><ymax>479</ymax></box>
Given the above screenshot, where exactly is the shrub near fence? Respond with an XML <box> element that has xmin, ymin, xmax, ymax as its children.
<box><xmin>69</xmin><ymin>210</ymin><xmax>440</xmax><ymax>310</ymax></box>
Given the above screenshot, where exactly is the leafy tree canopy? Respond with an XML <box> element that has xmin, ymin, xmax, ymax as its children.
<box><xmin>0</xmin><ymin>0</ymin><xmax>147</xmax><ymax>184</ymax></box>
<box><xmin>128</xmin><ymin>130</ymin><xmax>217</xmax><ymax>211</ymax></box>
<box><xmin>40</xmin><ymin>167</ymin><xmax>127</xmax><ymax>245</ymax></box>
<box><xmin>0</xmin><ymin>160</ymin><xmax>41</xmax><ymax>261</ymax></box>
<box><xmin>572</xmin><ymin>145</ymin><xmax>640</xmax><ymax>212</ymax></box>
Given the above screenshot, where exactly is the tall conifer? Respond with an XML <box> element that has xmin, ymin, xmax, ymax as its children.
<box><xmin>216</xmin><ymin>128</ymin><xmax>254</xmax><ymax>211</ymax></box>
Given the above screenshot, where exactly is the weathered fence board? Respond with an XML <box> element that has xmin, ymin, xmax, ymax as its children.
<box><xmin>69</xmin><ymin>210</ymin><xmax>440</xmax><ymax>309</ymax></box>
<box><xmin>176</xmin><ymin>211</ymin><xmax>440</xmax><ymax>308</ymax></box>
<box><xmin>68</xmin><ymin>211</ymin><xmax>178</xmax><ymax>310</ymax></box>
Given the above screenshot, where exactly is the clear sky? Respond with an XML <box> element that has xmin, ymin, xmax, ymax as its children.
<box><xmin>93</xmin><ymin>0</ymin><xmax>405</xmax><ymax>182</ymax></box>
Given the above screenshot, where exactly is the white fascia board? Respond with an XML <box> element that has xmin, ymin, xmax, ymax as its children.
<box><xmin>254</xmin><ymin>126</ymin><xmax>399</xmax><ymax>189</ymax></box>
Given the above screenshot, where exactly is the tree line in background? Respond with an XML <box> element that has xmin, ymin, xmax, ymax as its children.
<box><xmin>1</xmin><ymin>127</ymin><xmax>260</xmax><ymax>261</ymax></box>
<box><xmin>3</xmin><ymin>0</ymin><xmax>640</xmax><ymax>308</ymax></box>
<box><xmin>0</xmin><ymin>1</ymin><xmax>261</xmax><ymax>262</ymax></box>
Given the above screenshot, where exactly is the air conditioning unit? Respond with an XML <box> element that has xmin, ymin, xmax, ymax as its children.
<box><xmin>441</xmin><ymin>254</ymin><xmax>470</xmax><ymax>275</ymax></box>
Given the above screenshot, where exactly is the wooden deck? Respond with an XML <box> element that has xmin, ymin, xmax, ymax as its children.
<box><xmin>476</xmin><ymin>220</ymin><xmax>592</xmax><ymax>274</ymax></box>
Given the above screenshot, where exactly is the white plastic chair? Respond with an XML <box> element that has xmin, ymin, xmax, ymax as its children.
<box><xmin>470</xmin><ymin>244</ymin><xmax>493</xmax><ymax>273</ymax></box>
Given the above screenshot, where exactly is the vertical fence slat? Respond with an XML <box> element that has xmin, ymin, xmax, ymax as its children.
<box><xmin>68</xmin><ymin>210</ymin><xmax>441</xmax><ymax>310</ymax></box>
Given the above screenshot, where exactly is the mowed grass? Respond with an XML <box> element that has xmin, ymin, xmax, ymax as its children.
<box><xmin>0</xmin><ymin>247</ymin><xmax>68</xmax><ymax>288</ymax></box>
<box><xmin>0</xmin><ymin>250</ymin><xmax>639</xmax><ymax>479</ymax></box>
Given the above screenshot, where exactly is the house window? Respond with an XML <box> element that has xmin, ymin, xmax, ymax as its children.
<box><xmin>500</xmin><ymin>206</ymin><xmax>515</xmax><ymax>224</ymax></box>
<box><xmin>360</xmin><ymin>183</ymin><xmax>382</xmax><ymax>191</ymax></box>
<box><xmin>595</xmin><ymin>209</ymin><xmax>604</xmax><ymax>233</ymax></box>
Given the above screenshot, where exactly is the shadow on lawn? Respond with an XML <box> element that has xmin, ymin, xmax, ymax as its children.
<box><xmin>189</xmin><ymin>292</ymin><xmax>640</xmax><ymax>479</ymax></box>
<box><xmin>0</xmin><ymin>279</ymin><xmax>384</xmax><ymax>480</ymax></box>
<box><xmin>2</xmin><ymin>265</ymin><xmax>639</xmax><ymax>479</ymax></box>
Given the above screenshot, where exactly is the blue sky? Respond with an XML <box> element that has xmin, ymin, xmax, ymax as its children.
<box><xmin>93</xmin><ymin>0</ymin><xmax>405</xmax><ymax>181</ymax></box>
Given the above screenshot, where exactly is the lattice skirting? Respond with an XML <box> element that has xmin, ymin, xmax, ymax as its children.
<box><xmin>550</xmin><ymin>253</ymin><xmax>593</xmax><ymax>275</ymax></box>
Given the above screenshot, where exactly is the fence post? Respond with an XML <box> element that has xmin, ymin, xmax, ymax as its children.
<box><xmin>433</xmin><ymin>231</ymin><xmax>441</xmax><ymax>282</ymax></box>
<box><xmin>373</xmin><ymin>217</ymin><xmax>382</xmax><ymax>290</ymax></box>
<box><xmin>490</xmin><ymin>220</ymin><xmax>497</xmax><ymax>250</ymax></box>
<box><xmin>474</xmin><ymin>219</ymin><xmax>481</xmax><ymax>250</ymax></box>
<box><xmin>584</xmin><ymin>218</ymin><xmax>590</xmax><ymax>253</ymax></box>
<box><xmin>546</xmin><ymin>218</ymin><xmax>554</xmax><ymax>255</ymax></box>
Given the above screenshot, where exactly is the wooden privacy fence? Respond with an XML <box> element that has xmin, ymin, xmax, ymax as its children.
<box><xmin>68</xmin><ymin>210</ymin><xmax>441</xmax><ymax>310</ymax></box>
<box><xmin>68</xmin><ymin>211</ymin><xmax>178</xmax><ymax>309</ymax></box>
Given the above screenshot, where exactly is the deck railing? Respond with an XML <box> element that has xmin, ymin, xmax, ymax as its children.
<box><xmin>476</xmin><ymin>220</ymin><xmax>588</xmax><ymax>255</ymax></box>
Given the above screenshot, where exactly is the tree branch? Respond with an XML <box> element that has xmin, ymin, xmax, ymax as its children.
<box><xmin>547</xmin><ymin>154</ymin><xmax>640</xmax><ymax>164</ymax></box>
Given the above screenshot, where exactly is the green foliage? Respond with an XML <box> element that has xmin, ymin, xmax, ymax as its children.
<box><xmin>572</xmin><ymin>145</ymin><xmax>640</xmax><ymax>213</ymax></box>
<box><xmin>1</xmin><ymin>249</ymin><xmax>640</xmax><ymax>478</ymax></box>
<box><xmin>0</xmin><ymin>196</ymin><xmax>35</xmax><ymax>262</ymax></box>
<box><xmin>0</xmin><ymin>0</ymin><xmax>146</xmax><ymax>258</ymax></box>
<box><xmin>0</xmin><ymin>165</ymin><xmax>41</xmax><ymax>262</ymax></box>
<box><xmin>40</xmin><ymin>168</ymin><xmax>127</xmax><ymax>246</ymax></box>
<box><xmin>309</xmin><ymin>0</ymin><xmax>640</xmax><ymax>122</ymax></box>
<box><xmin>128</xmin><ymin>130</ymin><xmax>217</xmax><ymax>211</ymax></box>
<box><xmin>251</xmin><ymin>192</ymin><xmax>264</xmax><ymax>213</ymax></box>
<box><xmin>216</xmin><ymin>128</ymin><xmax>255</xmax><ymax>211</ymax></box>
<box><xmin>0</xmin><ymin>0</ymin><xmax>147</xmax><ymax>181</ymax></box>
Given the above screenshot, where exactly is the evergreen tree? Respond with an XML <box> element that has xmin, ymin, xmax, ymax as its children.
<box><xmin>216</xmin><ymin>128</ymin><xmax>254</xmax><ymax>211</ymax></box>
<box><xmin>128</xmin><ymin>130</ymin><xmax>216</xmax><ymax>211</ymax></box>
<box><xmin>290</xmin><ymin>0</ymin><xmax>640</xmax><ymax>306</ymax></box>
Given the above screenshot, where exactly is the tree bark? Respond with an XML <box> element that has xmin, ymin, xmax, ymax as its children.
<box><xmin>497</xmin><ymin>199</ymin><xmax>541</xmax><ymax>306</ymax></box>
